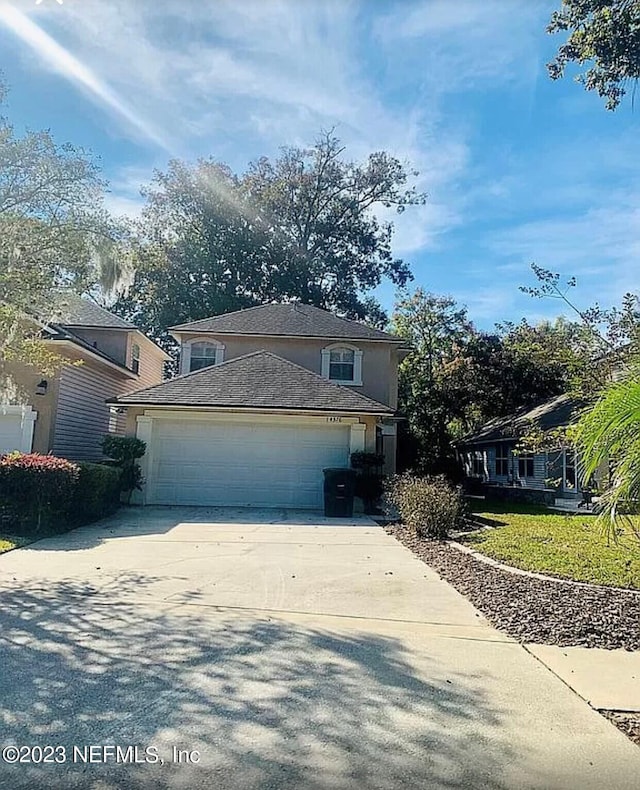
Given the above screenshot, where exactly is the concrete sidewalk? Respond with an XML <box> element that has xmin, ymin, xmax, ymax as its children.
<box><xmin>0</xmin><ymin>506</ymin><xmax>639</xmax><ymax>789</ymax></box>
<box><xmin>527</xmin><ymin>644</ymin><xmax>640</xmax><ymax>711</ymax></box>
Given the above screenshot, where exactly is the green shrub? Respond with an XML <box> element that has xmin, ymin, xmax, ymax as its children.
<box><xmin>0</xmin><ymin>453</ymin><xmax>79</xmax><ymax>534</ymax></box>
<box><xmin>72</xmin><ymin>463</ymin><xmax>121</xmax><ymax>524</ymax></box>
<box><xmin>385</xmin><ymin>473</ymin><xmax>466</xmax><ymax>539</ymax></box>
<box><xmin>101</xmin><ymin>435</ymin><xmax>146</xmax><ymax>503</ymax></box>
<box><xmin>101</xmin><ymin>435</ymin><xmax>146</xmax><ymax>463</ymax></box>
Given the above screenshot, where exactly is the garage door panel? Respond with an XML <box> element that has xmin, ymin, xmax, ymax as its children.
<box><xmin>147</xmin><ymin>418</ymin><xmax>351</xmax><ymax>508</ymax></box>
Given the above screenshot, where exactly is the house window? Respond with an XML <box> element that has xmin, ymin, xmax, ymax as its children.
<box><xmin>189</xmin><ymin>342</ymin><xmax>219</xmax><ymax>372</ymax></box>
<box><xmin>471</xmin><ymin>451</ymin><xmax>485</xmax><ymax>478</ymax></box>
<box><xmin>329</xmin><ymin>348</ymin><xmax>355</xmax><ymax>381</ymax></box>
<box><xmin>518</xmin><ymin>453</ymin><xmax>535</xmax><ymax>479</ymax></box>
<box><xmin>496</xmin><ymin>444</ymin><xmax>510</xmax><ymax>476</ymax></box>
<box><xmin>131</xmin><ymin>343</ymin><xmax>140</xmax><ymax>374</ymax></box>
<box><xmin>321</xmin><ymin>344</ymin><xmax>363</xmax><ymax>385</ymax></box>
<box><xmin>564</xmin><ymin>448</ymin><xmax>577</xmax><ymax>490</ymax></box>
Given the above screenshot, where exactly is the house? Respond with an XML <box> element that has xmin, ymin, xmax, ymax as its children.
<box><xmin>111</xmin><ymin>303</ymin><xmax>407</xmax><ymax>509</ymax></box>
<box><xmin>0</xmin><ymin>293</ymin><xmax>171</xmax><ymax>461</ymax></box>
<box><xmin>456</xmin><ymin>394</ymin><xmax>587</xmax><ymax>503</ymax></box>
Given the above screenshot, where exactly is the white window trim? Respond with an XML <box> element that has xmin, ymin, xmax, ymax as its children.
<box><xmin>321</xmin><ymin>343</ymin><xmax>363</xmax><ymax>386</ymax></box>
<box><xmin>517</xmin><ymin>452</ymin><xmax>535</xmax><ymax>480</ymax></box>
<box><xmin>181</xmin><ymin>337</ymin><xmax>225</xmax><ymax>374</ymax></box>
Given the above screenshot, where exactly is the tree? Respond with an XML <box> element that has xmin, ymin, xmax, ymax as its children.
<box><xmin>0</xmin><ymin>83</ymin><xmax>123</xmax><ymax>378</ymax></box>
<box><xmin>392</xmin><ymin>290</ymin><xmax>473</xmax><ymax>475</ymax></box>
<box><xmin>547</xmin><ymin>0</ymin><xmax>640</xmax><ymax>110</ymax></box>
<box><xmin>445</xmin><ymin>319</ymin><xmax>587</xmax><ymax>431</ymax></box>
<box><xmin>521</xmin><ymin>264</ymin><xmax>640</xmax><ymax>377</ymax></box>
<box><xmin>522</xmin><ymin>264</ymin><xmax>640</xmax><ymax>535</ymax></box>
<box><xmin>114</xmin><ymin>133</ymin><xmax>424</xmax><ymax>347</ymax></box>
<box><xmin>392</xmin><ymin>286</ymin><xmax>596</xmax><ymax>475</ymax></box>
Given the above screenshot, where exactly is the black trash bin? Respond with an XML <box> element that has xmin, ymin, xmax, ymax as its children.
<box><xmin>323</xmin><ymin>468</ymin><xmax>356</xmax><ymax>518</ymax></box>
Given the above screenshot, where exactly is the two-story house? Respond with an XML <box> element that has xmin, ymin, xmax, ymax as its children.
<box><xmin>0</xmin><ymin>293</ymin><xmax>170</xmax><ymax>461</ymax></box>
<box><xmin>112</xmin><ymin>303</ymin><xmax>407</xmax><ymax>509</ymax></box>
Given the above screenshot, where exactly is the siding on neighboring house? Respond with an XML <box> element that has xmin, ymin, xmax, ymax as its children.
<box><xmin>462</xmin><ymin>444</ymin><xmax>548</xmax><ymax>489</ymax></box>
<box><xmin>486</xmin><ymin>445</ymin><xmax>496</xmax><ymax>479</ymax></box>
<box><xmin>52</xmin><ymin>363</ymin><xmax>130</xmax><ymax>461</ymax></box>
<box><xmin>124</xmin><ymin>333</ymin><xmax>167</xmax><ymax>390</ymax></box>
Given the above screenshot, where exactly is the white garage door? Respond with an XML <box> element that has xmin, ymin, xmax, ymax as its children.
<box><xmin>0</xmin><ymin>407</ymin><xmax>36</xmax><ymax>454</ymax></box>
<box><xmin>147</xmin><ymin>418</ymin><xmax>351</xmax><ymax>509</ymax></box>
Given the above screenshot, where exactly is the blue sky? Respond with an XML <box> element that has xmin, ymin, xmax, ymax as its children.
<box><xmin>1</xmin><ymin>0</ymin><xmax>638</xmax><ymax>329</ymax></box>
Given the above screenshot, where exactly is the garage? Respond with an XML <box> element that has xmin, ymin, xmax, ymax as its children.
<box><xmin>112</xmin><ymin>351</ymin><xmax>393</xmax><ymax>510</ymax></box>
<box><xmin>147</xmin><ymin>417</ymin><xmax>351</xmax><ymax>508</ymax></box>
<box><xmin>0</xmin><ymin>406</ymin><xmax>36</xmax><ymax>454</ymax></box>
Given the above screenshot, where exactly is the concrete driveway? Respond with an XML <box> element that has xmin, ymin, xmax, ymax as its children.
<box><xmin>0</xmin><ymin>507</ymin><xmax>639</xmax><ymax>790</ymax></box>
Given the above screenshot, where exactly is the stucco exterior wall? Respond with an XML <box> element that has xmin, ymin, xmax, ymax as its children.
<box><xmin>0</xmin><ymin>360</ymin><xmax>59</xmax><ymax>454</ymax></box>
<box><xmin>177</xmin><ymin>333</ymin><xmax>400</xmax><ymax>408</ymax></box>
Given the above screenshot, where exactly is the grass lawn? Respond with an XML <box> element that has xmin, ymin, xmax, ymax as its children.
<box><xmin>0</xmin><ymin>535</ymin><xmax>31</xmax><ymax>554</ymax></box>
<box><xmin>465</xmin><ymin>501</ymin><xmax>640</xmax><ymax>590</ymax></box>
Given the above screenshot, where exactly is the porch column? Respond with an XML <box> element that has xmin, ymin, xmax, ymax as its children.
<box><xmin>349</xmin><ymin>422</ymin><xmax>366</xmax><ymax>454</ymax></box>
<box><xmin>20</xmin><ymin>407</ymin><xmax>37</xmax><ymax>453</ymax></box>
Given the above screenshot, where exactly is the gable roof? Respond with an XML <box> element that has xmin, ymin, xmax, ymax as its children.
<box><xmin>50</xmin><ymin>292</ymin><xmax>135</xmax><ymax>330</ymax></box>
<box><xmin>457</xmin><ymin>394</ymin><xmax>584</xmax><ymax>446</ymax></box>
<box><xmin>170</xmin><ymin>303</ymin><xmax>403</xmax><ymax>342</ymax></box>
<box><xmin>112</xmin><ymin>350</ymin><xmax>394</xmax><ymax>414</ymax></box>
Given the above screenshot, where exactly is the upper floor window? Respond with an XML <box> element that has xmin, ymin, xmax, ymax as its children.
<box><xmin>330</xmin><ymin>348</ymin><xmax>355</xmax><ymax>381</ymax></box>
<box><xmin>321</xmin><ymin>343</ymin><xmax>363</xmax><ymax>386</ymax></box>
<box><xmin>131</xmin><ymin>343</ymin><xmax>141</xmax><ymax>375</ymax></box>
<box><xmin>189</xmin><ymin>341</ymin><xmax>219</xmax><ymax>372</ymax></box>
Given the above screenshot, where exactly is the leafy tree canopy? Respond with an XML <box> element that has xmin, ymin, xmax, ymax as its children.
<box><xmin>547</xmin><ymin>0</ymin><xmax>640</xmax><ymax>109</ymax></box>
<box><xmin>114</xmin><ymin>133</ymin><xmax>425</xmax><ymax>348</ymax></box>
<box><xmin>0</xmin><ymin>82</ymin><xmax>124</xmax><ymax>378</ymax></box>
<box><xmin>391</xmin><ymin>287</ymin><xmax>598</xmax><ymax>475</ymax></box>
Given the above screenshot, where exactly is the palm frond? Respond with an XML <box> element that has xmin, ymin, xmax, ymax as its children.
<box><xmin>574</xmin><ymin>374</ymin><xmax>640</xmax><ymax>540</ymax></box>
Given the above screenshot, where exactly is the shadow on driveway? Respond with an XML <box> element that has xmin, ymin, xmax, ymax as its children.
<box><xmin>0</xmin><ymin>573</ymin><xmax>510</xmax><ymax>790</ymax></box>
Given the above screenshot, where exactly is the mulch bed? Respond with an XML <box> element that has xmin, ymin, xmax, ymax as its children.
<box><xmin>386</xmin><ymin>524</ymin><xmax>640</xmax><ymax>651</ymax></box>
<box><xmin>600</xmin><ymin>711</ymin><xmax>640</xmax><ymax>746</ymax></box>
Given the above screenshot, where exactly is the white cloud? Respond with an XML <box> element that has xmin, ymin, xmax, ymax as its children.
<box><xmin>4</xmin><ymin>0</ymin><xmax>564</xmax><ymax>275</ymax></box>
<box><xmin>0</xmin><ymin>2</ymin><xmax>171</xmax><ymax>151</ymax></box>
<box><xmin>375</xmin><ymin>0</ymin><xmax>547</xmax><ymax>90</ymax></box>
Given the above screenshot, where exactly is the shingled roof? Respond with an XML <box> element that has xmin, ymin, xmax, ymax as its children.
<box><xmin>456</xmin><ymin>394</ymin><xmax>583</xmax><ymax>446</ymax></box>
<box><xmin>170</xmin><ymin>303</ymin><xmax>402</xmax><ymax>342</ymax></box>
<box><xmin>50</xmin><ymin>292</ymin><xmax>135</xmax><ymax>330</ymax></box>
<box><xmin>112</xmin><ymin>350</ymin><xmax>394</xmax><ymax>414</ymax></box>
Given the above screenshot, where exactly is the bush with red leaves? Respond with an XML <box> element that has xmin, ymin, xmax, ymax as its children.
<box><xmin>0</xmin><ymin>452</ymin><xmax>79</xmax><ymax>533</ymax></box>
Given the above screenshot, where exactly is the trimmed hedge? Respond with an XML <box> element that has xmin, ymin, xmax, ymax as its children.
<box><xmin>72</xmin><ymin>462</ymin><xmax>121</xmax><ymax>524</ymax></box>
<box><xmin>0</xmin><ymin>453</ymin><xmax>121</xmax><ymax>537</ymax></box>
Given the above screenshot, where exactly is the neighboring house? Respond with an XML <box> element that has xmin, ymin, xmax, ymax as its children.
<box><xmin>456</xmin><ymin>394</ymin><xmax>587</xmax><ymax>502</ymax></box>
<box><xmin>111</xmin><ymin>303</ymin><xmax>407</xmax><ymax>509</ymax></box>
<box><xmin>0</xmin><ymin>293</ymin><xmax>170</xmax><ymax>461</ymax></box>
